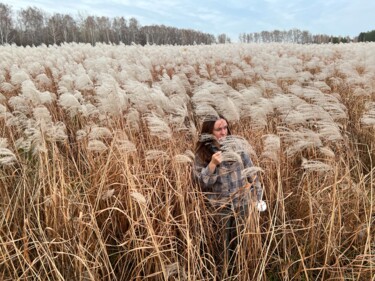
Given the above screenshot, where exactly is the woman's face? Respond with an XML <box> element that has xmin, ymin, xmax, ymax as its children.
<box><xmin>212</xmin><ymin>118</ymin><xmax>228</xmax><ymax>140</ymax></box>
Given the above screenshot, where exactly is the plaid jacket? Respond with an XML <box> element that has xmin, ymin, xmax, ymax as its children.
<box><xmin>194</xmin><ymin>151</ymin><xmax>263</xmax><ymax>208</ymax></box>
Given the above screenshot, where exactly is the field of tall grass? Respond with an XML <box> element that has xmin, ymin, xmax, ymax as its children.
<box><xmin>0</xmin><ymin>42</ymin><xmax>374</xmax><ymax>280</ymax></box>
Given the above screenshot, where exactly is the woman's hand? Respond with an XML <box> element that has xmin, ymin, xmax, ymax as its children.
<box><xmin>208</xmin><ymin>151</ymin><xmax>222</xmax><ymax>173</ymax></box>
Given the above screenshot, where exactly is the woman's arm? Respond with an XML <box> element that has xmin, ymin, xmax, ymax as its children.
<box><xmin>193</xmin><ymin>152</ymin><xmax>221</xmax><ymax>191</ymax></box>
<box><xmin>242</xmin><ymin>152</ymin><xmax>263</xmax><ymax>201</ymax></box>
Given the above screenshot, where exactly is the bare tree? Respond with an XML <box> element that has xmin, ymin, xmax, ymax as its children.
<box><xmin>97</xmin><ymin>16</ymin><xmax>111</xmax><ymax>43</ymax></box>
<box><xmin>0</xmin><ymin>3</ymin><xmax>14</xmax><ymax>44</ymax></box>
<box><xmin>112</xmin><ymin>16</ymin><xmax>127</xmax><ymax>44</ymax></box>
<box><xmin>129</xmin><ymin>17</ymin><xmax>140</xmax><ymax>44</ymax></box>
<box><xmin>17</xmin><ymin>6</ymin><xmax>45</xmax><ymax>46</ymax></box>
<box><xmin>47</xmin><ymin>13</ymin><xmax>64</xmax><ymax>45</ymax></box>
<box><xmin>82</xmin><ymin>15</ymin><xmax>97</xmax><ymax>44</ymax></box>
<box><xmin>62</xmin><ymin>15</ymin><xmax>78</xmax><ymax>43</ymax></box>
<box><xmin>217</xmin><ymin>33</ymin><xmax>231</xmax><ymax>44</ymax></box>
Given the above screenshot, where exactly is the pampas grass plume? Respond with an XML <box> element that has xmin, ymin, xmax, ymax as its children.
<box><xmin>261</xmin><ymin>134</ymin><xmax>281</xmax><ymax>162</ymax></box>
<box><xmin>144</xmin><ymin>114</ymin><xmax>172</xmax><ymax>140</ymax></box>
<box><xmin>145</xmin><ymin>149</ymin><xmax>169</xmax><ymax>160</ymax></box>
<box><xmin>87</xmin><ymin>140</ymin><xmax>107</xmax><ymax>152</ymax></box>
<box><xmin>130</xmin><ymin>191</ymin><xmax>147</xmax><ymax>205</ymax></box>
<box><xmin>58</xmin><ymin>93</ymin><xmax>82</xmax><ymax>117</ymax></box>
<box><xmin>301</xmin><ymin>158</ymin><xmax>333</xmax><ymax>173</ymax></box>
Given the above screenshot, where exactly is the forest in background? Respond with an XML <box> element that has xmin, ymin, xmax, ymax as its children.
<box><xmin>1</xmin><ymin>2</ymin><xmax>374</xmax><ymax>46</ymax></box>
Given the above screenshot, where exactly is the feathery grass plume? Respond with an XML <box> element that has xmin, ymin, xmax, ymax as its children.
<box><xmin>198</xmin><ymin>63</ymin><xmax>210</xmax><ymax>79</ymax></box>
<box><xmin>25</xmin><ymin>61</ymin><xmax>43</xmax><ymax>76</ymax></box>
<box><xmin>360</xmin><ymin>102</ymin><xmax>375</xmax><ymax>127</ymax></box>
<box><xmin>0</xmin><ymin>82</ymin><xmax>15</xmax><ymax>92</ymax></box>
<box><xmin>115</xmin><ymin>139</ymin><xmax>137</xmax><ymax>153</ymax></box>
<box><xmin>191</xmin><ymin>88</ymin><xmax>216</xmax><ymax>106</ymax></box>
<box><xmin>35</xmin><ymin>73</ymin><xmax>52</xmax><ymax>88</ymax></box>
<box><xmin>194</xmin><ymin>104</ymin><xmax>218</xmax><ymax>119</ymax></box>
<box><xmin>87</xmin><ymin>139</ymin><xmax>108</xmax><ymax>152</ymax></box>
<box><xmin>76</xmin><ymin>129</ymin><xmax>87</xmax><ymax>141</ymax></box>
<box><xmin>278</xmin><ymin>126</ymin><xmax>322</xmax><ymax>157</ymax></box>
<box><xmin>290</xmin><ymin>85</ymin><xmax>347</xmax><ymax>121</ymax></box>
<box><xmin>283</xmin><ymin>103</ymin><xmax>333</xmax><ymax>126</ymax></box>
<box><xmin>221</xmin><ymin>150</ymin><xmax>242</xmax><ymax>162</ymax></box>
<box><xmin>10</xmin><ymin>68</ymin><xmax>30</xmax><ymax>86</ymax></box>
<box><xmin>101</xmin><ymin>189</ymin><xmax>115</xmax><ymax>200</ymax></box>
<box><xmin>47</xmin><ymin>122</ymin><xmax>68</xmax><ymax>142</ymax></box>
<box><xmin>199</xmin><ymin>133</ymin><xmax>216</xmax><ymax>143</ymax></box>
<box><xmin>33</xmin><ymin>106</ymin><xmax>52</xmax><ymax>130</ymax></box>
<box><xmin>301</xmin><ymin>158</ymin><xmax>333</xmax><ymax>173</ymax></box>
<box><xmin>242</xmin><ymin>98</ymin><xmax>273</xmax><ymax>129</ymax></box>
<box><xmin>261</xmin><ymin>134</ymin><xmax>281</xmax><ymax>162</ymax></box>
<box><xmin>123</xmin><ymin>64</ymin><xmax>152</xmax><ymax>83</ymax></box>
<box><xmin>220</xmin><ymin>135</ymin><xmax>256</xmax><ymax>156</ymax></box>
<box><xmin>58</xmin><ymin>92</ymin><xmax>82</xmax><ymax>117</ymax></box>
<box><xmin>167</xmin><ymin>105</ymin><xmax>190</xmax><ymax>132</ymax></box>
<box><xmin>270</xmin><ymin>93</ymin><xmax>301</xmax><ymax>116</ymax></box>
<box><xmin>127</xmin><ymin>83</ymin><xmax>171</xmax><ymax>115</ymax></box>
<box><xmin>130</xmin><ymin>191</ymin><xmax>147</xmax><ymax>205</ymax></box>
<box><xmin>241</xmin><ymin>166</ymin><xmax>264</xmax><ymax>179</ymax></box>
<box><xmin>308</xmin><ymin>81</ymin><xmax>331</xmax><ymax>92</ymax></box>
<box><xmin>22</xmin><ymin>127</ymin><xmax>47</xmax><ymax>154</ymax></box>
<box><xmin>74</xmin><ymin>72</ymin><xmax>93</xmax><ymax>91</ymax></box>
<box><xmin>159</xmin><ymin>74</ymin><xmax>187</xmax><ymax>96</ymax></box>
<box><xmin>58</xmin><ymin>74</ymin><xmax>75</xmax><ymax>91</ymax></box>
<box><xmin>33</xmin><ymin>106</ymin><xmax>67</xmax><ymax>142</ymax></box>
<box><xmin>88</xmin><ymin>126</ymin><xmax>112</xmax><ymax>140</ymax></box>
<box><xmin>0</xmin><ymin>104</ymin><xmax>7</xmax><ymax>118</ymax></box>
<box><xmin>21</xmin><ymin>80</ymin><xmax>54</xmax><ymax>105</ymax></box>
<box><xmin>353</xmin><ymin>87</ymin><xmax>370</xmax><ymax>98</ymax></box>
<box><xmin>216</xmin><ymin>96</ymin><xmax>240</xmax><ymax>122</ymax></box>
<box><xmin>319</xmin><ymin>146</ymin><xmax>336</xmax><ymax>158</ymax></box>
<box><xmin>8</xmin><ymin>96</ymin><xmax>32</xmax><ymax>114</ymax></box>
<box><xmin>95</xmin><ymin>76</ymin><xmax>128</xmax><ymax>116</ymax></box>
<box><xmin>113</xmin><ymin>129</ymin><xmax>136</xmax><ymax>153</ymax></box>
<box><xmin>144</xmin><ymin>113</ymin><xmax>172</xmax><ymax>140</ymax></box>
<box><xmin>240</xmin><ymin>87</ymin><xmax>264</xmax><ymax>103</ymax></box>
<box><xmin>318</xmin><ymin>95</ymin><xmax>348</xmax><ymax>121</ymax></box>
<box><xmin>0</xmin><ymin>147</ymin><xmax>17</xmax><ymax>166</ymax></box>
<box><xmin>0</xmin><ymin>138</ymin><xmax>17</xmax><ymax>166</ymax></box>
<box><xmin>173</xmin><ymin>154</ymin><xmax>193</xmax><ymax>163</ymax></box>
<box><xmin>184</xmin><ymin>149</ymin><xmax>195</xmax><ymax>160</ymax></box>
<box><xmin>125</xmin><ymin>108</ymin><xmax>140</xmax><ymax>131</ymax></box>
<box><xmin>145</xmin><ymin>149</ymin><xmax>169</xmax><ymax>161</ymax></box>
<box><xmin>230</xmin><ymin>64</ymin><xmax>245</xmax><ymax>80</ymax></box>
<box><xmin>81</xmin><ymin>102</ymin><xmax>99</xmax><ymax>118</ymax></box>
<box><xmin>315</xmin><ymin>121</ymin><xmax>343</xmax><ymax>142</ymax></box>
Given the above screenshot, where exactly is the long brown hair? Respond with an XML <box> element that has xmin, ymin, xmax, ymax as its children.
<box><xmin>194</xmin><ymin>115</ymin><xmax>232</xmax><ymax>163</ymax></box>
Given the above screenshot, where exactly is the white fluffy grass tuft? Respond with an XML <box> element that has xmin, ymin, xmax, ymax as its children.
<box><xmin>58</xmin><ymin>92</ymin><xmax>82</xmax><ymax>117</ymax></box>
<box><xmin>87</xmin><ymin>139</ymin><xmax>108</xmax><ymax>152</ymax></box>
<box><xmin>301</xmin><ymin>158</ymin><xmax>333</xmax><ymax>173</ymax></box>
<box><xmin>144</xmin><ymin>114</ymin><xmax>172</xmax><ymax>140</ymax></box>
<box><xmin>0</xmin><ymin>138</ymin><xmax>17</xmax><ymax>166</ymax></box>
<box><xmin>261</xmin><ymin>134</ymin><xmax>281</xmax><ymax>162</ymax></box>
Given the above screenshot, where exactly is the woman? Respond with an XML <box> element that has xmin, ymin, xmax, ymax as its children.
<box><xmin>193</xmin><ymin>114</ymin><xmax>264</xmax><ymax>269</ymax></box>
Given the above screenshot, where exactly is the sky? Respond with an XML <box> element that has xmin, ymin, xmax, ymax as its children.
<box><xmin>3</xmin><ymin>0</ymin><xmax>375</xmax><ymax>41</ymax></box>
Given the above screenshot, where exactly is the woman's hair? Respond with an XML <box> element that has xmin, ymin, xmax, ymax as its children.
<box><xmin>194</xmin><ymin>114</ymin><xmax>231</xmax><ymax>163</ymax></box>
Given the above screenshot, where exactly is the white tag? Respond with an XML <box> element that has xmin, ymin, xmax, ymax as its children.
<box><xmin>257</xmin><ymin>200</ymin><xmax>267</xmax><ymax>212</ymax></box>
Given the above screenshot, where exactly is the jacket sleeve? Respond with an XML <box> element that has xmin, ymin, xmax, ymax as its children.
<box><xmin>193</xmin><ymin>156</ymin><xmax>218</xmax><ymax>192</ymax></box>
<box><xmin>242</xmin><ymin>152</ymin><xmax>263</xmax><ymax>201</ymax></box>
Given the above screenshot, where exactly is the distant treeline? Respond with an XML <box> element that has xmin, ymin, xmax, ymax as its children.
<box><xmin>0</xmin><ymin>2</ymin><xmax>373</xmax><ymax>46</ymax></box>
<box><xmin>0</xmin><ymin>3</ymin><xmax>215</xmax><ymax>46</ymax></box>
<box><xmin>239</xmin><ymin>30</ymin><xmax>355</xmax><ymax>44</ymax></box>
<box><xmin>358</xmin><ymin>30</ymin><xmax>375</xmax><ymax>42</ymax></box>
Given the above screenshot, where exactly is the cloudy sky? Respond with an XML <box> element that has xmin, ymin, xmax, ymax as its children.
<box><xmin>4</xmin><ymin>0</ymin><xmax>375</xmax><ymax>41</ymax></box>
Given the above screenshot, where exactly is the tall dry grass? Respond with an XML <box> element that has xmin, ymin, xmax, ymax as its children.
<box><xmin>0</xmin><ymin>42</ymin><xmax>374</xmax><ymax>280</ymax></box>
